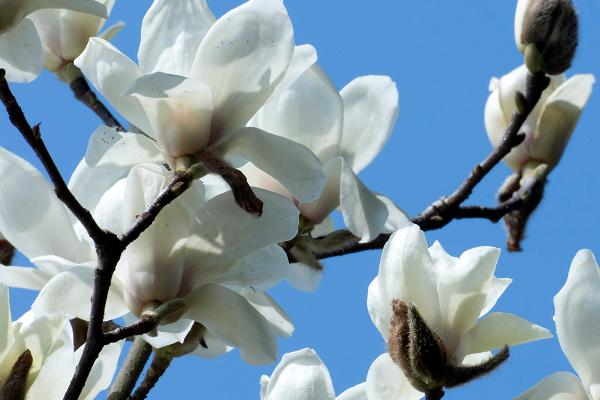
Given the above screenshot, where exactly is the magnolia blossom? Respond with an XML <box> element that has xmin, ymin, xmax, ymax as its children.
<box><xmin>73</xmin><ymin>0</ymin><xmax>323</xmax><ymax>202</ymax></box>
<box><xmin>0</xmin><ymin>284</ymin><xmax>120</xmax><ymax>399</ymax></box>
<box><xmin>249</xmin><ymin>61</ymin><xmax>409</xmax><ymax>243</ymax></box>
<box><xmin>260</xmin><ymin>348</ymin><xmax>366</xmax><ymax>400</ymax></box>
<box><xmin>29</xmin><ymin>0</ymin><xmax>122</xmax><ymax>74</ymax></box>
<box><xmin>516</xmin><ymin>250</ymin><xmax>600</xmax><ymax>400</ymax></box>
<box><xmin>0</xmin><ymin>0</ymin><xmax>107</xmax><ymax>82</ymax></box>
<box><xmin>485</xmin><ymin>64</ymin><xmax>594</xmax><ymax>175</ymax></box>
<box><xmin>365</xmin><ymin>224</ymin><xmax>551</xmax><ymax>399</ymax></box>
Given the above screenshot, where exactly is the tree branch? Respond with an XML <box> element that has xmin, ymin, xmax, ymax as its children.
<box><xmin>69</xmin><ymin>75</ymin><xmax>125</xmax><ymax>131</ymax></box>
<box><xmin>130</xmin><ymin>354</ymin><xmax>172</xmax><ymax>400</ymax></box>
<box><xmin>107</xmin><ymin>337</ymin><xmax>153</xmax><ymax>400</ymax></box>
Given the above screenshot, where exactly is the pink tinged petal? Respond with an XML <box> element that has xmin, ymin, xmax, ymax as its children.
<box><xmin>244</xmin><ymin>291</ymin><xmax>294</xmax><ymax>338</ymax></box>
<box><xmin>377</xmin><ymin>195</ymin><xmax>411</xmax><ymax>234</ymax></box>
<box><xmin>367</xmin><ymin>276</ymin><xmax>392</xmax><ymax>340</ymax></box>
<box><xmin>74</xmin><ymin>38</ymin><xmax>154</xmax><ymax>136</ymax></box>
<box><xmin>339</xmin><ymin>75</ymin><xmax>399</xmax><ymax>173</ymax></box>
<box><xmin>455</xmin><ymin>312</ymin><xmax>552</xmax><ymax>360</ymax></box>
<box><xmin>139</xmin><ymin>0</ymin><xmax>215</xmax><ymax>76</ymax></box>
<box><xmin>262</xmin><ymin>348</ymin><xmax>336</xmax><ymax>400</ymax></box>
<box><xmin>555</xmin><ymin>250</ymin><xmax>600</xmax><ymax>394</ymax></box>
<box><xmin>337</xmin><ymin>383</ymin><xmax>367</xmax><ymax>400</ymax></box>
<box><xmin>377</xmin><ymin>225</ymin><xmax>441</xmax><ymax>334</ymax></box>
<box><xmin>215</xmin><ymin>127</ymin><xmax>325</xmax><ymax>203</ymax></box>
<box><xmin>126</xmin><ymin>72</ymin><xmax>214</xmax><ymax>158</ymax></box>
<box><xmin>299</xmin><ymin>157</ymin><xmax>342</xmax><ymax>226</ymax></box>
<box><xmin>515</xmin><ymin>372</ymin><xmax>589</xmax><ymax>400</ymax></box>
<box><xmin>32</xmin><ymin>266</ymin><xmax>129</xmax><ymax>320</ymax></box>
<box><xmin>339</xmin><ymin>159</ymin><xmax>388</xmax><ymax>243</ymax></box>
<box><xmin>250</xmin><ymin>65</ymin><xmax>343</xmax><ymax>163</ymax></box>
<box><xmin>0</xmin><ymin>148</ymin><xmax>91</xmax><ymax>262</ymax></box>
<box><xmin>190</xmin><ymin>0</ymin><xmax>294</xmax><ymax>136</ymax></box>
<box><xmin>532</xmin><ymin>74</ymin><xmax>595</xmax><ymax>169</ymax></box>
<box><xmin>121</xmin><ymin>165</ymin><xmax>192</xmax><ymax>304</ymax></box>
<box><xmin>366</xmin><ymin>353</ymin><xmax>423</xmax><ymax>400</ymax></box>
<box><xmin>184</xmin><ymin>283</ymin><xmax>277</xmax><ymax>365</ymax></box>
<box><xmin>0</xmin><ymin>267</ymin><xmax>50</xmax><ymax>291</ymax></box>
<box><xmin>0</xmin><ymin>19</ymin><xmax>43</xmax><ymax>83</ymax></box>
<box><xmin>436</xmin><ymin>246</ymin><xmax>501</xmax><ymax>353</ymax></box>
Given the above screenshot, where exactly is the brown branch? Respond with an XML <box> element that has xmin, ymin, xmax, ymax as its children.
<box><xmin>104</xmin><ymin>315</ymin><xmax>160</xmax><ymax>344</ymax></box>
<box><xmin>107</xmin><ymin>337</ymin><xmax>153</xmax><ymax>400</ymax></box>
<box><xmin>293</xmin><ymin>72</ymin><xmax>551</xmax><ymax>261</ymax></box>
<box><xmin>130</xmin><ymin>354</ymin><xmax>172</xmax><ymax>400</ymax></box>
<box><xmin>70</xmin><ymin>75</ymin><xmax>125</xmax><ymax>131</ymax></box>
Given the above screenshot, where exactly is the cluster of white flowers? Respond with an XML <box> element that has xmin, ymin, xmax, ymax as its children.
<box><xmin>0</xmin><ymin>0</ymin><xmax>595</xmax><ymax>398</ymax></box>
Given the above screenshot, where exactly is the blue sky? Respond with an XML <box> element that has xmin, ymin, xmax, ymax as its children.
<box><xmin>1</xmin><ymin>1</ymin><xmax>600</xmax><ymax>398</ymax></box>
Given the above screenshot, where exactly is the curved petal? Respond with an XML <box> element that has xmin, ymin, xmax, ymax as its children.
<box><xmin>244</xmin><ymin>291</ymin><xmax>294</xmax><ymax>338</ymax></box>
<box><xmin>339</xmin><ymin>160</ymin><xmax>388</xmax><ymax>243</ymax></box>
<box><xmin>139</xmin><ymin>0</ymin><xmax>215</xmax><ymax>76</ymax></box>
<box><xmin>554</xmin><ymin>250</ymin><xmax>600</xmax><ymax>393</ymax></box>
<box><xmin>74</xmin><ymin>38</ymin><xmax>153</xmax><ymax>135</ymax></box>
<box><xmin>263</xmin><ymin>348</ymin><xmax>336</xmax><ymax>400</ymax></box>
<box><xmin>0</xmin><ymin>19</ymin><xmax>42</xmax><ymax>83</ymax></box>
<box><xmin>337</xmin><ymin>383</ymin><xmax>367</xmax><ymax>400</ymax></box>
<box><xmin>250</xmin><ymin>65</ymin><xmax>343</xmax><ymax>163</ymax></box>
<box><xmin>515</xmin><ymin>372</ymin><xmax>588</xmax><ymax>400</ymax></box>
<box><xmin>32</xmin><ymin>266</ymin><xmax>128</xmax><ymax>320</ymax></box>
<box><xmin>69</xmin><ymin>158</ymin><xmax>127</xmax><ymax>212</ymax></box>
<box><xmin>339</xmin><ymin>75</ymin><xmax>399</xmax><ymax>173</ymax></box>
<box><xmin>378</xmin><ymin>195</ymin><xmax>411</xmax><ymax>234</ymax></box>
<box><xmin>532</xmin><ymin>74</ymin><xmax>595</xmax><ymax>168</ymax></box>
<box><xmin>85</xmin><ymin>126</ymin><xmax>162</xmax><ymax>169</ymax></box>
<box><xmin>367</xmin><ymin>276</ymin><xmax>392</xmax><ymax>340</ymax></box>
<box><xmin>0</xmin><ymin>148</ymin><xmax>91</xmax><ymax>262</ymax></box>
<box><xmin>190</xmin><ymin>0</ymin><xmax>294</xmax><ymax>134</ymax></box>
<box><xmin>266</xmin><ymin>44</ymin><xmax>318</xmax><ymax>101</ymax></box>
<box><xmin>190</xmin><ymin>330</ymin><xmax>231</xmax><ymax>359</ymax></box>
<box><xmin>0</xmin><ymin>267</ymin><xmax>50</xmax><ymax>290</ymax></box>
<box><xmin>287</xmin><ymin>262</ymin><xmax>323</xmax><ymax>293</ymax></box>
<box><xmin>184</xmin><ymin>283</ymin><xmax>277</xmax><ymax>365</ymax></box>
<box><xmin>140</xmin><ymin>318</ymin><xmax>194</xmax><ymax>349</ymax></box>
<box><xmin>365</xmin><ymin>353</ymin><xmax>423</xmax><ymax>400</ymax></box>
<box><xmin>377</xmin><ymin>225</ymin><xmax>440</xmax><ymax>333</ymax></box>
<box><xmin>215</xmin><ymin>127</ymin><xmax>325</xmax><ymax>203</ymax></box>
<box><xmin>455</xmin><ymin>312</ymin><xmax>552</xmax><ymax>360</ymax></box>
<box><xmin>80</xmin><ymin>341</ymin><xmax>122</xmax><ymax>400</ymax></box>
<box><xmin>21</xmin><ymin>0</ymin><xmax>107</xmax><ymax>19</ymax></box>
<box><xmin>514</xmin><ymin>0</ymin><xmax>528</xmax><ymax>52</ymax></box>
<box><xmin>480</xmin><ymin>277</ymin><xmax>512</xmax><ymax>317</ymax></box>
<box><xmin>299</xmin><ymin>157</ymin><xmax>342</xmax><ymax>226</ymax></box>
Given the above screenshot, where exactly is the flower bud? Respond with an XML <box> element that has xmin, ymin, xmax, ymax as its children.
<box><xmin>516</xmin><ymin>0</ymin><xmax>578</xmax><ymax>74</ymax></box>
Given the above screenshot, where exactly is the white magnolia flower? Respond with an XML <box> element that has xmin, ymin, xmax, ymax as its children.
<box><xmin>0</xmin><ymin>284</ymin><xmax>120</xmax><ymax>399</ymax></box>
<box><xmin>0</xmin><ymin>0</ymin><xmax>107</xmax><ymax>82</ymax></box>
<box><xmin>16</xmin><ymin>158</ymin><xmax>299</xmax><ymax>365</ymax></box>
<box><xmin>516</xmin><ymin>250</ymin><xmax>600</xmax><ymax>400</ymax></box>
<box><xmin>73</xmin><ymin>0</ymin><xmax>325</xmax><ymax>207</ymax></box>
<box><xmin>260</xmin><ymin>348</ymin><xmax>366</xmax><ymax>400</ymax></box>
<box><xmin>249</xmin><ymin>60</ymin><xmax>409</xmax><ymax>244</ymax></box>
<box><xmin>29</xmin><ymin>0</ymin><xmax>122</xmax><ymax>74</ymax></box>
<box><xmin>485</xmin><ymin>64</ymin><xmax>594</xmax><ymax>175</ymax></box>
<box><xmin>365</xmin><ymin>224</ymin><xmax>551</xmax><ymax>399</ymax></box>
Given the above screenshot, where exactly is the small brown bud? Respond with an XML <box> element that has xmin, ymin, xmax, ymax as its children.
<box><xmin>387</xmin><ymin>300</ymin><xmax>510</xmax><ymax>395</ymax></box>
<box><xmin>521</xmin><ymin>0</ymin><xmax>578</xmax><ymax>74</ymax></box>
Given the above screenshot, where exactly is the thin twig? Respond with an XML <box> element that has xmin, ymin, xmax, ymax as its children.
<box><xmin>130</xmin><ymin>354</ymin><xmax>172</xmax><ymax>400</ymax></box>
<box><xmin>70</xmin><ymin>75</ymin><xmax>125</xmax><ymax>131</ymax></box>
<box><xmin>104</xmin><ymin>315</ymin><xmax>160</xmax><ymax>344</ymax></box>
<box><xmin>107</xmin><ymin>337</ymin><xmax>153</xmax><ymax>400</ymax></box>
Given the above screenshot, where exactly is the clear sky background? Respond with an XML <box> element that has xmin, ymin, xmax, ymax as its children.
<box><xmin>1</xmin><ymin>1</ymin><xmax>599</xmax><ymax>399</ymax></box>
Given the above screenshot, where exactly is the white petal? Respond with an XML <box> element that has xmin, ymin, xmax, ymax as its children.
<box><xmin>139</xmin><ymin>0</ymin><xmax>215</xmax><ymax>76</ymax></box>
<box><xmin>0</xmin><ymin>284</ymin><xmax>13</xmax><ymax>359</ymax></box>
<box><xmin>514</xmin><ymin>0</ymin><xmax>528</xmax><ymax>52</ymax></box>
<box><xmin>339</xmin><ymin>76</ymin><xmax>399</xmax><ymax>173</ymax></box>
<box><xmin>74</xmin><ymin>38</ymin><xmax>153</xmax><ymax>135</ymax></box>
<box><xmin>367</xmin><ymin>277</ymin><xmax>392</xmax><ymax>340</ymax></box>
<box><xmin>244</xmin><ymin>291</ymin><xmax>294</xmax><ymax>338</ymax></box>
<box><xmin>32</xmin><ymin>266</ymin><xmax>128</xmax><ymax>320</ymax></box>
<box><xmin>365</xmin><ymin>353</ymin><xmax>423</xmax><ymax>400</ymax></box>
<box><xmin>339</xmin><ymin>160</ymin><xmax>388</xmax><ymax>243</ymax></box>
<box><xmin>480</xmin><ymin>277</ymin><xmax>512</xmax><ymax>317</ymax></box>
<box><xmin>0</xmin><ymin>147</ymin><xmax>91</xmax><ymax>261</ymax></box>
<box><xmin>69</xmin><ymin>158</ymin><xmax>127</xmax><ymax>211</ymax></box>
<box><xmin>0</xmin><ymin>266</ymin><xmax>50</xmax><ymax>290</ymax></box>
<box><xmin>299</xmin><ymin>157</ymin><xmax>342</xmax><ymax>226</ymax></box>
<box><xmin>22</xmin><ymin>0</ymin><xmax>107</xmax><ymax>19</ymax></box>
<box><xmin>98</xmin><ymin>21</ymin><xmax>125</xmax><ymax>42</ymax></box>
<box><xmin>17</xmin><ymin>314</ymin><xmax>66</xmax><ymax>372</ymax></box>
<box><xmin>215</xmin><ymin>127</ymin><xmax>325</xmax><ymax>203</ymax></box>
<box><xmin>533</xmin><ymin>74</ymin><xmax>595</xmax><ymax>168</ymax></box>
<box><xmin>190</xmin><ymin>330</ymin><xmax>231</xmax><ymax>359</ymax></box>
<box><xmin>436</xmin><ymin>246</ymin><xmax>501</xmax><ymax>353</ymax></box>
<box><xmin>555</xmin><ymin>250</ymin><xmax>600</xmax><ymax>393</ymax></box>
<box><xmin>455</xmin><ymin>312</ymin><xmax>552</xmax><ymax>359</ymax></box>
<box><xmin>515</xmin><ymin>372</ymin><xmax>589</xmax><ymax>400</ymax></box>
<box><xmin>85</xmin><ymin>126</ymin><xmax>162</xmax><ymax>168</ymax></box>
<box><xmin>143</xmin><ymin>318</ymin><xmax>194</xmax><ymax>349</ymax></box>
<box><xmin>377</xmin><ymin>225</ymin><xmax>441</xmax><ymax>333</ymax></box>
<box><xmin>190</xmin><ymin>0</ymin><xmax>294</xmax><ymax>134</ymax></box>
<box><xmin>287</xmin><ymin>262</ymin><xmax>323</xmax><ymax>293</ymax></box>
<box><xmin>250</xmin><ymin>64</ymin><xmax>343</xmax><ymax>163</ymax></box>
<box><xmin>184</xmin><ymin>283</ymin><xmax>277</xmax><ymax>365</ymax></box>
<box><xmin>266</xmin><ymin>44</ymin><xmax>318</xmax><ymax>101</ymax></box>
<box><xmin>263</xmin><ymin>348</ymin><xmax>336</xmax><ymax>400</ymax></box>
<box><xmin>80</xmin><ymin>341</ymin><xmax>122</xmax><ymax>400</ymax></box>
<box><xmin>0</xmin><ymin>19</ymin><xmax>42</xmax><ymax>83</ymax></box>
<box><xmin>378</xmin><ymin>195</ymin><xmax>411</xmax><ymax>234</ymax></box>
<box><xmin>337</xmin><ymin>383</ymin><xmax>367</xmax><ymax>400</ymax></box>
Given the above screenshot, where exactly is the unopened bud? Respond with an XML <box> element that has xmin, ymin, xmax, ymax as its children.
<box><xmin>387</xmin><ymin>300</ymin><xmax>510</xmax><ymax>395</ymax></box>
<box><xmin>520</xmin><ymin>0</ymin><xmax>578</xmax><ymax>74</ymax></box>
